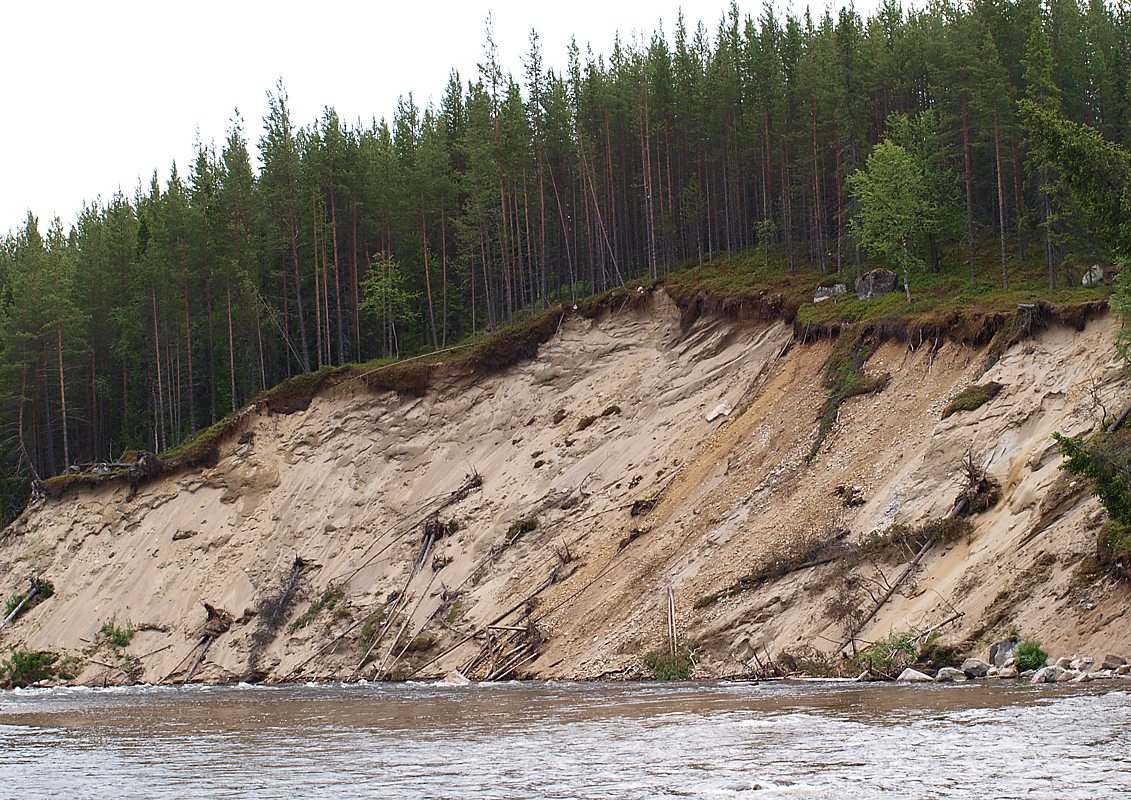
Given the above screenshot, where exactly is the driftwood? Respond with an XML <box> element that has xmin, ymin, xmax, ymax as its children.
<box><xmin>839</xmin><ymin>539</ymin><xmax>933</xmax><ymax>654</ymax></box>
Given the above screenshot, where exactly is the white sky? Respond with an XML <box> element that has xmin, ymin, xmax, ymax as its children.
<box><xmin>1</xmin><ymin>0</ymin><xmax>882</xmax><ymax>236</ymax></box>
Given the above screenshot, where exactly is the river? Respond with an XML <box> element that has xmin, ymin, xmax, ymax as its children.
<box><xmin>1</xmin><ymin>680</ymin><xmax>1129</xmax><ymax>798</ymax></box>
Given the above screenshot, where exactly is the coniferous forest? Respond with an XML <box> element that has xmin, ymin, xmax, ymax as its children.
<box><xmin>2</xmin><ymin>0</ymin><xmax>1130</xmax><ymax>514</ymax></box>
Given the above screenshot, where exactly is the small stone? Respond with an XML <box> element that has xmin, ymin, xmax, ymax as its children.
<box><xmin>998</xmin><ymin>666</ymin><xmax>1019</xmax><ymax>679</ymax></box>
<box><xmin>986</xmin><ymin>666</ymin><xmax>1000</xmax><ymax>678</ymax></box>
<box><xmin>960</xmin><ymin>658</ymin><xmax>991</xmax><ymax>678</ymax></box>
<box><xmin>1003</xmin><ymin>657</ymin><xmax>1016</xmax><ymax>669</ymax></box>
<box><xmin>897</xmin><ymin>668</ymin><xmax>934</xmax><ymax>683</ymax></box>
<box><xmin>1102</xmin><ymin>654</ymin><xmax>1127</xmax><ymax>671</ymax></box>
<box><xmin>935</xmin><ymin>667</ymin><xmax>967</xmax><ymax>682</ymax></box>
<box><xmin>172</xmin><ymin>529</ymin><xmax>197</xmax><ymax>541</ymax></box>
<box><xmin>1071</xmin><ymin>672</ymin><xmax>1093</xmax><ymax>683</ymax></box>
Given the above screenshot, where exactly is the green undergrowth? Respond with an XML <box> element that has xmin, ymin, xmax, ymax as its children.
<box><xmin>289</xmin><ymin>585</ymin><xmax>346</xmax><ymax>633</ymax></box>
<box><xmin>97</xmin><ymin>619</ymin><xmax>135</xmax><ymax>649</ymax></box>
<box><xmin>0</xmin><ymin>647</ymin><xmax>79</xmax><ymax>688</ymax></box>
<box><xmin>1057</xmin><ymin>427</ymin><xmax>1131</xmax><ymax>573</ymax></box>
<box><xmin>643</xmin><ymin>642</ymin><xmax>698</xmax><ymax>680</ymax></box>
<box><xmin>3</xmin><ymin>579</ymin><xmax>53</xmax><ymax>622</ymax></box>
<box><xmin>942</xmin><ymin>381</ymin><xmax>1005</xmax><ymax>419</ymax></box>
<box><xmin>1015</xmin><ymin>639</ymin><xmax>1049</xmax><ymax>671</ymax></box>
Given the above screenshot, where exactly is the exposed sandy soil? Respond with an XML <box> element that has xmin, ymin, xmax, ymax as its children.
<box><xmin>1</xmin><ymin>290</ymin><xmax>1127</xmax><ymax>685</ymax></box>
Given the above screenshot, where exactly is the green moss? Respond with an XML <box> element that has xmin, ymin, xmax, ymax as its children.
<box><xmin>942</xmin><ymin>381</ymin><xmax>1005</xmax><ymax>419</ymax></box>
<box><xmin>357</xmin><ymin>608</ymin><xmax>386</xmax><ymax>654</ymax></box>
<box><xmin>505</xmin><ymin>517</ymin><xmax>538</xmax><ymax>544</ymax></box>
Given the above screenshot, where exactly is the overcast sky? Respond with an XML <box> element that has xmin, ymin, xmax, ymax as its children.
<box><xmin>1</xmin><ymin>0</ymin><xmax>884</xmax><ymax>237</ymax></box>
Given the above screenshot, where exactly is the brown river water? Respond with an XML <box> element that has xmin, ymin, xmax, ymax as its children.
<box><xmin>1</xmin><ymin>680</ymin><xmax>1129</xmax><ymax>799</ymax></box>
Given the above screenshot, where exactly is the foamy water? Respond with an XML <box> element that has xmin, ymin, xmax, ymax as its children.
<box><xmin>1</xmin><ymin>680</ymin><xmax>1129</xmax><ymax>798</ymax></box>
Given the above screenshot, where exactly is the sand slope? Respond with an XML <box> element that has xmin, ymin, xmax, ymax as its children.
<box><xmin>1</xmin><ymin>291</ymin><xmax>1127</xmax><ymax>683</ymax></box>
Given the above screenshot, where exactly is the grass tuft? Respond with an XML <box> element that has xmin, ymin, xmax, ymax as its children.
<box><xmin>942</xmin><ymin>382</ymin><xmax>1005</xmax><ymax>419</ymax></box>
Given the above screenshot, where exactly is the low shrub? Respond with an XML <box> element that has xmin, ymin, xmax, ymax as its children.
<box><xmin>98</xmin><ymin>619</ymin><xmax>135</xmax><ymax>649</ymax></box>
<box><xmin>853</xmin><ymin>630</ymin><xmax>919</xmax><ymax>677</ymax></box>
<box><xmin>1</xmin><ymin>647</ymin><xmax>60</xmax><ymax>687</ymax></box>
<box><xmin>1015</xmin><ymin>639</ymin><xmax>1048</xmax><ymax>671</ymax></box>
<box><xmin>643</xmin><ymin>643</ymin><xmax>698</xmax><ymax>680</ymax></box>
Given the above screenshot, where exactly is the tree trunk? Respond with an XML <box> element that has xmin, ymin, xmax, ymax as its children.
<box><xmin>56</xmin><ymin>323</ymin><xmax>70</xmax><ymax>468</ymax></box>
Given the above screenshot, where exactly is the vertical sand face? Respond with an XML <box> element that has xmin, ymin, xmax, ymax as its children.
<box><xmin>0</xmin><ymin>293</ymin><xmax>1125</xmax><ymax>683</ymax></box>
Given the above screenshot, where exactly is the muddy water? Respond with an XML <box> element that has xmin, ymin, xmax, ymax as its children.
<box><xmin>1</xmin><ymin>680</ymin><xmax>1129</xmax><ymax>799</ymax></box>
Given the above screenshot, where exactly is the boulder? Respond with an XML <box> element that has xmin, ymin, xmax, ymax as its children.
<box><xmin>998</xmin><ymin>666</ymin><xmax>1019</xmax><ymax>679</ymax></box>
<box><xmin>897</xmin><ymin>668</ymin><xmax>934</xmax><ymax>683</ymax></box>
<box><xmin>443</xmin><ymin>670</ymin><xmax>471</xmax><ymax>686</ymax></box>
<box><xmin>960</xmin><ymin>658</ymin><xmax>991</xmax><ymax>678</ymax></box>
<box><xmin>1071</xmin><ymin>672</ymin><xmax>1093</xmax><ymax>684</ymax></box>
<box><xmin>935</xmin><ymin>667</ymin><xmax>967</xmax><ymax>682</ymax></box>
<box><xmin>1082</xmin><ymin>264</ymin><xmax>1104</xmax><ymax>286</ymax></box>
<box><xmin>1057</xmin><ymin>669</ymin><xmax>1082</xmax><ymax>682</ymax></box>
<box><xmin>986</xmin><ymin>666</ymin><xmax>1000</xmax><ymax>678</ymax></box>
<box><xmin>1031</xmin><ymin>666</ymin><xmax>1063</xmax><ymax>684</ymax></box>
<box><xmin>1071</xmin><ymin>656</ymin><xmax>1095</xmax><ymax>672</ymax></box>
<box><xmin>1117</xmin><ymin>664</ymin><xmax>1130</xmax><ymax>676</ymax></box>
<box><xmin>989</xmin><ymin>639</ymin><xmax>1018</xmax><ymax>667</ymax></box>
<box><xmin>1102</xmin><ymin>654</ymin><xmax>1127</xmax><ymax>671</ymax></box>
<box><xmin>813</xmin><ymin>283</ymin><xmax>847</xmax><ymax>303</ymax></box>
<box><xmin>1055</xmin><ymin>657</ymin><xmax>1073</xmax><ymax>670</ymax></box>
<box><xmin>855</xmin><ymin>269</ymin><xmax>899</xmax><ymax>300</ymax></box>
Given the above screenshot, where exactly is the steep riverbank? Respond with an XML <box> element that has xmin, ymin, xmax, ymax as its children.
<box><xmin>1</xmin><ymin>288</ymin><xmax>1127</xmax><ymax>685</ymax></box>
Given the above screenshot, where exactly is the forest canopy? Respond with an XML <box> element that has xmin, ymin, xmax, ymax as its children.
<box><xmin>2</xmin><ymin>0</ymin><xmax>1129</xmax><ymax>516</ymax></box>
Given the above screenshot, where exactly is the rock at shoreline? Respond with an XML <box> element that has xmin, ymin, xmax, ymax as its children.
<box><xmin>989</xmin><ymin>640</ymin><xmax>1018</xmax><ymax>667</ymax></box>
<box><xmin>1056</xmin><ymin>669</ymin><xmax>1082</xmax><ymax>682</ymax></box>
<box><xmin>998</xmin><ymin>666</ymin><xmax>1019</xmax><ymax>679</ymax></box>
<box><xmin>1031</xmin><ymin>666</ymin><xmax>1064</xmax><ymax>684</ymax></box>
<box><xmin>897</xmin><ymin>668</ymin><xmax>933</xmax><ymax>683</ymax></box>
<box><xmin>961</xmin><ymin>658</ymin><xmax>991</xmax><ymax>678</ymax></box>
<box><xmin>1055</xmin><ymin>657</ymin><xmax>1073</xmax><ymax>670</ymax></box>
<box><xmin>1102</xmin><ymin>654</ymin><xmax>1127</xmax><ymax>671</ymax></box>
<box><xmin>443</xmin><ymin>670</ymin><xmax>471</xmax><ymax>686</ymax></box>
<box><xmin>935</xmin><ymin>667</ymin><xmax>967</xmax><ymax>682</ymax></box>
